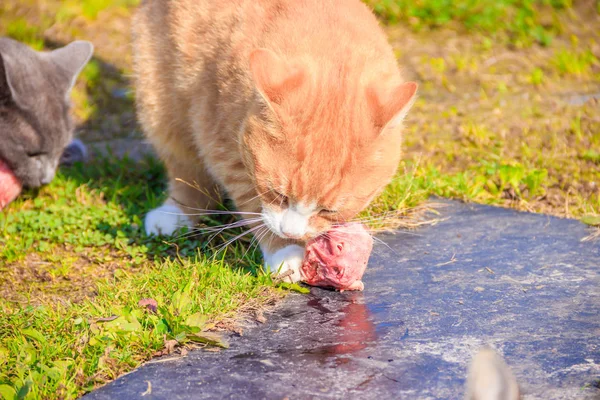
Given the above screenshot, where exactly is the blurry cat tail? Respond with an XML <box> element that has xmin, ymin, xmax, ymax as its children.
<box><xmin>465</xmin><ymin>347</ymin><xmax>520</xmax><ymax>400</ymax></box>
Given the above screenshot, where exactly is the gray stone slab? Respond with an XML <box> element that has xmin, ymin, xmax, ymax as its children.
<box><xmin>85</xmin><ymin>201</ymin><xmax>600</xmax><ymax>400</ymax></box>
<box><xmin>88</xmin><ymin>138</ymin><xmax>155</xmax><ymax>162</ymax></box>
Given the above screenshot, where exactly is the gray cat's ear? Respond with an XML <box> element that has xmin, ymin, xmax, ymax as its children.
<box><xmin>49</xmin><ymin>40</ymin><xmax>94</xmax><ymax>93</ymax></box>
<box><xmin>0</xmin><ymin>53</ymin><xmax>12</xmax><ymax>102</ymax></box>
<box><xmin>0</xmin><ymin>52</ymin><xmax>23</xmax><ymax>106</ymax></box>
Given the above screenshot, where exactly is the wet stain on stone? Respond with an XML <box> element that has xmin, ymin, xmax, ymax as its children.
<box><xmin>279</xmin><ymin>310</ymin><xmax>307</xmax><ymax>319</ymax></box>
<box><xmin>231</xmin><ymin>352</ymin><xmax>255</xmax><ymax>359</ymax></box>
<box><xmin>306</xmin><ymin>297</ymin><xmax>334</xmax><ymax>314</ymax></box>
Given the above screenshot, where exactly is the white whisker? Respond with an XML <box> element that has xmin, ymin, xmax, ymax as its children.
<box><xmin>160</xmin><ymin>209</ymin><xmax>261</xmax><ymax>217</ymax></box>
<box><xmin>237</xmin><ymin>189</ymin><xmax>271</xmax><ymax>207</ymax></box>
<box><xmin>243</xmin><ymin>225</ymin><xmax>269</xmax><ymax>259</ymax></box>
<box><xmin>172</xmin><ymin>217</ymin><xmax>264</xmax><ymax>240</ymax></box>
<box><xmin>371</xmin><ymin>236</ymin><xmax>398</xmax><ymax>255</ymax></box>
<box><xmin>215</xmin><ymin>225</ymin><xmax>264</xmax><ymax>254</ymax></box>
<box><xmin>204</xmin><ymin>218</ymin><xmax>263</xmax><ymax>247</ymax></box>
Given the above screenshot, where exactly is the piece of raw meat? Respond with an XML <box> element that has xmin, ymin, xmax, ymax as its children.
<box><xmin>301</xmin><ymin>223</ymin><xmax>373</xmax><ymax>291</ymax></box>
<box><xmin>0</xmin><ymin>159</ymin><xmax>22</xmax><ymax>210</ymax></box>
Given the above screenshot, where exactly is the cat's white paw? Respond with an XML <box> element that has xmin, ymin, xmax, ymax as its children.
<box><xmin>263</xmin><ymin>244</ymin><xmax>305</xmax><ymax>283</ymax></box>
<box><xmin>145</xmin><ymin>204</ymin><xmax>192</xmax><ymax>236</ymax></box>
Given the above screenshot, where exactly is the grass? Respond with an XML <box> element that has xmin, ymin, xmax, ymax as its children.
<box><xmin>364</xmin><ymin>0</ymin><xmax>576</xmax><ymax>47</ymax></box>
<box><xmin>4</xmin><ymin>18</ymin><xmax>45</xmax><ymax>50</ymax></box>
<box><xmin>391</xmin><ymin>16</ymin><xmax>600</xmax><ymax>219</ymax></box>
<box><xmin>1</xmin><ymin>0</ymin><xmax>139</xmax><ymax>47</ymax></box>
<box><xmin>0</xmin><ymin>252</ymin><xmax>281</xmax><ymax>399</ymax></box>
<box><xmin>1</xmin><ymin>0</ymin><xmax>599</xmax><ymax>398</ymax></box>
<box><xmin>553</xmin><ymin>48</ymin><xmax>599</xmax><ymax>76</ymax></box>
<box><xmin>58</xmin><ymin>0</ymin><xmax>140</xmax><ymax>20</ymax></box>
<box><xmin>0</xmin><ymin>156</ymin><xmax>301</xmax><ymax>399</ymax></box>
<box><xmin>401</xmin><ymin>100</ymin><xmax>600</xmax><ymax>217</ymax></box>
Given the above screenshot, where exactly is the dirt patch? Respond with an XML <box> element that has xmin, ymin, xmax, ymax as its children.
<box><xmin>388</xmin><ymin>15</ymin><xmax>600</xmax><ymax>217</ymax></box>
<box><xmin>0</xmin><ymin>247</ymin><xmax>131</xmax><ymax>304</ymax></box>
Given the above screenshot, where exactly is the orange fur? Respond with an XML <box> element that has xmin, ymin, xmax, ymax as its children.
<box><xmin>132</xmin><ymin>0</ymin><xmax>417</xmax><ymax>253</ymax></box>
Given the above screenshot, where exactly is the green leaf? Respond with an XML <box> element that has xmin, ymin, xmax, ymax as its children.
<box><xmin>0</xmin><ymin>384</ymin><xmax>16</xmax><ymax>400</ymax></box>
<box><xmin>103</xmin><ymin>315</ymin><xmax>142</xmax><ymax>333</ymax></box>
<box><xmin>0</xmin><ymin>347</ymin><xmax>9</xmax><ymax>365</ymax></box>
<box><xmin>22</xmin><ymin>328</ymin><xmax>46</xmax><ymax>344</ymax></box>
<box><xmin>581</xmin><ymin>215</ymin><xmax>600</xmax><ymax>226</ymax></box>
<box><xmin>102</xmin><ymin>316</ymin><xmax>125</xmax><ymax>333</ymax></box>
<box><xmin>52</xmin><ymin>360</ymin><xmax>73</xmax><ymax>375</ymax></box>
<box><xmin>156</xmin><ymin>319</ymin><xmax>169</xmax><ymax>334</ymax></box>
<box><xmin>40</xmin><ymin>364</ymin><xmax>61</xmax><ymax>381</ymax></box>
<box><xmin>19</xmin><ymin>343</ymin><xmax>37</xmax><ymax>366</ymax></box>
<box><xmin>174</xmin><ymin>332</ymin><xmax>186</xmax><ymax>342</ymax></box>
<box><xmin>16</xmin><ymin>380</ymin><xmax>32</xmax><ymax>400</ymax></box>
<box><xmin>581</xmin><ymin>150</ymin><xmax>600</xmax><ymax>163</ymax></box>
<box><xmin>278</xmin><ymin>282</ymin><xmax>310</xmax><ymax>294</ymax></box>
<box><xmin>171</xmin><ymin>285</ymin><xmax>193</xmax><ymax>314</ymax></box>
<box><xmin>187</xmin><ymin>332</ymin><xmax>229</xmax><ymax>349</ymax></box>
<box><xmin>183</xmin><ymin>312</ymin><xmax>207</xmax><ymax>331</ymax></box>
<box><xmin>120</xmin><ymin>321</ymin><xmax>142</xmax><ymax>332</ymax></box>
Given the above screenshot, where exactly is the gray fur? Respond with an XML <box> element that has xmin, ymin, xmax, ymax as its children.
<box><xmin>0</xmin><ymin>38</ymin><xmax>93</xmax><ymax>187</ymax></box>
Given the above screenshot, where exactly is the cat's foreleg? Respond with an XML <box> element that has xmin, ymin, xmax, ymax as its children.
<box><xmin>145</xmin><ymin>201</ymin><xmax>194</xmax><ymax>236</ymax></box>
<box><xmin>259</xmin><ymin>235</ymin><xmax>305</xmax><ymax>283</ymax></box>
<box><xmin>145</xmin><ymin>159</ymin><xmax>220</xmax><ymax>236</ymax></box>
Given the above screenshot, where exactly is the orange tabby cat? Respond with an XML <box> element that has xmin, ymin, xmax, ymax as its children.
<box><xmin>132</xmin><ymin>0</ymin><xmax>417</xmax><ymax>281</ymax></box>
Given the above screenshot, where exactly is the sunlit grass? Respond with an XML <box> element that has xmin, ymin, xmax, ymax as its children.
<box><xmin>5</xmin><ymin>19</ymin><xmax>44</xmax><ymax>50</ymax></box>
<box><xmin>0</xmin><ymin>253</ymin><xmax>281</xmax><ymax>399</ymax></box>
<box><xmin>364</xmin><ymin>0</ymin><xmax>572</xmax><ymax>46</ymax></box>
<box><xmin>56</xmin><ymin>0</ymin><xmax>140</xmax><ymax>21</ymax></box>
<box><xmin>553</xmin><ymin>48</ymin><xmax>599</xmax><ymax>76</ymax></box>
<box><xmin>0</xmin><ymin>156</ymin><xmax>294</xmax><ymax>399</ymax></box>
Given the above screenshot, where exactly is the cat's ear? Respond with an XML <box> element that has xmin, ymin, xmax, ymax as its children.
<box><xmin>367</xmin><ymin>81</ymin><xmax>418</xmax><ymax>131</ymax></box>
<box><xmin>48</xmin><ymin>40</ymin><xmax>94</xmax><ymax>95</ymax></box>
<box><xmin>0</xmin><ymin>51</ymin><xmax>29</xmax><ymax>107</ymax></box>
<box><xmin>0</xmin><ymin>53</ymin><xmax>15</xmax><ymax>104</ymax></box>
<box><xmin>249</xmin><ymin>48</ymin><xmax>304</xmax><ymax>105</ymax></box>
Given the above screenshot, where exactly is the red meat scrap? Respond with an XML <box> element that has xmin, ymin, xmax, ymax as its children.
<box><xmin>0</xmin><ymin>159</ymin><xmax>22</xmax><ymax>210</ymax></box>
<box><xmin>301</xmin><ymin>223</ymin><xmax>373</xmax><ymax>291</ymax></box>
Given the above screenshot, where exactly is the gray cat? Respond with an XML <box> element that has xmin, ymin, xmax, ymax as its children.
<box><xmin>0</xmin><ymin>37</ymin><xmax>93</xmax><ymax>188</ymax></box>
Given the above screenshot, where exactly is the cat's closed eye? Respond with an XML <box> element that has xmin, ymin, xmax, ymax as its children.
<box><xmin>26</xmin><ymin>151</ymin><xmax>46</xmax><ymax>158</ymax></box>
<box><xmin>272</xmin><ymin>189</ymin><xmax>289</xmax><ymax>206</ymax></box>
<box><xmin>319</xmin><ymin>208</ymin><xmax>338</xmax><ymax>216</ymax></box>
